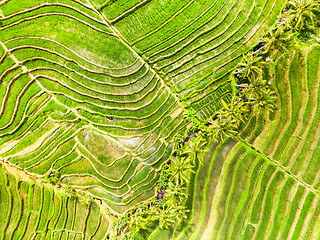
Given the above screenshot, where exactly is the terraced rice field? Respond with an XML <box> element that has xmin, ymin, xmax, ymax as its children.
<box><xmin>0</xmin><ymin>0</ymin><xmax>190</xmax><ymax>214</ymax></box>
<box><xmin>1</xmin><ymin>0</ymin><xmax>320</xmax><ymax>239</ymax></box>
<box><xmin>143</xmin><ymin>44</ymin><xmax>320</xmax><ymax>240</ymax></box>
<box><xmin>0</xmin><ymin>163</ymin><xmax>109</xmax><ymax>239</ymax></box>
<box><xmin>0</xmin><ymin>0</ymin><xmax>285</xmax><ymax>214</ymax></box>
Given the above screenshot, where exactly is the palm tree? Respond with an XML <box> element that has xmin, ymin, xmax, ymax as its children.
<box><xmin>168</xmin><ymin>155</ymin><xmax>195</xmax><ymax>185</ymax></box>
<box><xmin>155</xmin><ymin>202</ymin><xmax>189</xmax><ymax>229</ymax></box>
<box><xmin>260</xmin><ymin>26</ymin><xmax>295</xmax><ymax>56</ymax></box>
<box><xmin>128</xmin><ymin>213</ymin><xmax>148</xmax><ymax>235</ymax></box>
<box><xmin>166</xmin><ymin>181</ymin><xmax>187</xmax><ymax>203</ymax></box>
<box><xmin>252</xmin><ymin>88</ymin><xmax>277</xmax><ymax>116</ymax></box>
<box><xmin>110</xmin><ymin>215</ymin><xmax>132</xmax><ymax>240</ymax></box>
<box><xmin>236</xmin><ymin>54</ymin><xmax>264</xmax><ymax>80</ymax></box>
<box><xmin>155</xmin><ymin>204</ymin><xmax>176</xmax><ymax>229</ymax></box>
<box><xmin>182</xmin><ymin>136</ymin><xmax>207</xmax><ymax>165</ymax></box>
<box><xmin>287</xmin><ymin>0</ymin><xmax>320</xmax><ymax>31</ymax></box>
<box><xmin>171</xmin><ymin>204</ymin><xmax>189</xmax><ymax>225</ymax></box>
<box><xmin>217</xmin><ymin>97</ymin><xmax>249</xmax><ymax>126</ymax></box>
<box><xmin>207</xmin><ymin>115</ymin><xmax>238</xmax><ymax>142</ymax></box>
<box><xmin>250</xmin><ymin>74</ymin><xmax>268</xmax><ymax>87</ymax></box>
<box><xmin>242</xmin><ymin>76</ymin><xmax>267</xmax><ymax>99</ymax></box>
<box><xmin>184</xmin><ymin>108</ymin><xmax>198</xmax><ymax>122</ymax></box>
<box><xmin>238</xmin><ymin>75</ymin><xmax>277</xmax><ymax>117</ymax></box>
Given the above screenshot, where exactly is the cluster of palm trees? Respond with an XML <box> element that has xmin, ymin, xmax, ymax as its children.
<box><xmin>197</xmin><ymin>54</ymin><xmax>271</xmax><ymax>143</ymax></box>
<box><xmin>151</xmin><ymin>136</ymin><xmax>207</xmax><ymax>227</ymax></box>
<box><xmin>259</xmin><ymin>0</ymin><xmax>320</xmax><ymax>55</ymax></box>
<box><xmin>109</xmin><ymin>204</ymin><xmax>148</xmax><ymax>239</ymax></box>
<box><xmin>235</xmin><ymin>56</ymin><xmax>277</xmax><ymax>116</ymax></box>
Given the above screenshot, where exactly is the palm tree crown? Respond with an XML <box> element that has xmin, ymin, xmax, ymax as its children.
<box><xmin>260</xmin><ymin>26</ymin><xmax>295</xmax><ymax>56</ymax></box>
<box><xmin>287</xmin><ymin>0</ymin><xmax>320</xmax><ymax>31</ymax></box>
<box><xmin>217</xmin><ymin>97</ymin><xmax>249</xmax><ymax>126</ymax></box>
<box><xmin>207</xmin><ymin>115</ymin><xmax>238</xmax><ymax>142</ymax></box>
<box><xmin>155</xmin><ymin>204</ymin><xmax>177</xmax><ymax>229</ymax></box>
<box><xmin>182</xmin><ymin>136</ymin><xmax>207</xmax><ymax>165</ymax></box>
<box><xmin>252</xmin><ymin>88</ymin><xmax>277</xmax><ymax>115</ymax></box>
<box><xmin>237</xmin><ymin>54</ymin><xmax>264</xmax><ymax>80</ymax></box>
<box><xmin>168</xmin><ymin>155</ymin><xmax>195</xmax><ymax>185</ymax></box>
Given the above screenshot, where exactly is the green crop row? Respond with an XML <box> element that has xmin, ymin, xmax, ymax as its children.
<box><xmin>241</xmin><ymin>45</ymin><xmax>320</xmax><ymax>190</ymax></box>
<box><xmin>0</xmin><ymin>164</ymin><xmax>109</xmax><ymax>239</ymax></box>
<box><xmin>0</xmin><ymin>0</ymin><xmax>188</xmax><ymax>213</ymax></box>
<box><xmin>0</xmin><ymin>0</ymin><xmax>293</xmax><ymax>221</ymax></box>
<box><xmin>142</xmin><ymin>135</ymin><xmax>320</xmax><ymax>239</ymax></box>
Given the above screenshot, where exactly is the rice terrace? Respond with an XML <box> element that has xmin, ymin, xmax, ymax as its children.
<box><xmin>0</xmin><ymin>0</ymin><xmax>320</xmax><ymax>239</ymax></box>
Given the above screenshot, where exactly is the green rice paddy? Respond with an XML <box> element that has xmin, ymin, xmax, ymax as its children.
<box><xmin>1</xmin><ymin>0</ymin><xmax>319</xmax><ymax>239</ymax></box>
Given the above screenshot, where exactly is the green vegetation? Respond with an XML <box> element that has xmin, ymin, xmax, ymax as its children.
<box><xmin>0</xmin><ymin>0</ymin><xmax>320</xmax><ymax>239</ymax></box>
<box><xmin>0</xmin><ymin>163</ymin><xmax>109</xmax><ymax>239</ymax></box>
<box><xmin>287</xmin><ymin>0</ymin><xmax>320</xmax><ymax>31</ymax></box>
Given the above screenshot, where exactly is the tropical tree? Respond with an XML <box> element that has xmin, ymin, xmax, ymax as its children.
<box><xmin>239</xmin><ymin>75</ymin><xmax>277</xmax><ymax>115</ymax></box>
<box><xmin>155</xmin><ymin>204</ymin><xmax>176</xmax><ymax>229</ymax></box>
<box><xmin>216</xmin><ymin>97</ymin><xmax>249</xmax><ymax>126</ymax></box>
<box><xmin>166</xmin><ymin>181</ymin><xmax>187</xmax><ymax>203</ymax></box>
<box><xmin>128</xmin><ymin>213</ymin><xmax>148</xmax><ymax>236</ymax></box>
<box><xmin>242</xmin><ymin>76</ymin><xmax>268</xmax><ymax>99</ymax></box>
<box><xmin>287</xmin><ymin>0</ymin><xmax>320</xmax><ymax>31</ymax></box>
<box><xmin>154</xmin><ymin>202</ymin><xmax>189</xmax><ymax>229</ymax></box>
<box><xmin>171</xmin><ymin>204</ymin><xmax>189</xmax><ymax>225</ymax></box>
<box><xmin>236</xmin><ymin>54</ymin><xmax>264</xmax><ymax>80</ymax></box>
<box><xmin>249</xmin><ymin>74</ymin><xmax>268</xmax><ymax>87</ymax></box>
<box><xmin>110</xmin><ymin>215</ymin><xmax>132</xmax><ymax>240</ymax></box>
<box><xmin>168</xmin><ymin>155</ymin><xmax>195</xmax><ymax>185</ymax></box>
<box><xmin>260</xmin><ymin>26</ymin><xmax>295</xmax><ymax>56</ymax></box>
<box><xmin>184</xmin><ymin>108</ymin><xmax>198</xmax><ymax>123</ymax></box>
<box><xmin>206</xmin><ymin>115</ymin><xmax>238</xmax><ymax>142</ymax></box>
<box><xmin>252</xmin><ymin>88</ymin><xmax>277</xmax><ymax>116</ymax></box>
<box><xmin>182</xmin><ymin>136</ymin><xmax>207</xmax><ymax>165</ymax></box>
